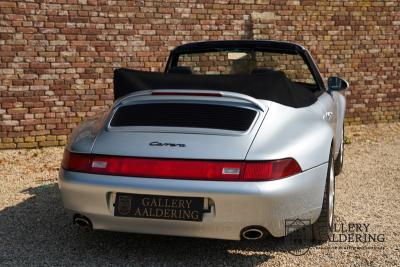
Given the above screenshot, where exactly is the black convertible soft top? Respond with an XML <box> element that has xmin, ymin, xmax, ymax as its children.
<box><xmin>114</xmin><ymin>68</ymin><xmax>317</xmax><ymax>108</ymax></box>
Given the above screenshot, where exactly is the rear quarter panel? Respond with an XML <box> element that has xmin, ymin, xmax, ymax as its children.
<box><xmin>66</xmin><ymin>113</ymin><xmax>107</xmax><ymax>154</ymax></box>
<box><xmin>246</xmin><ymin>101</ymin><xmax>333</xmax><ymax>171</ymax></box>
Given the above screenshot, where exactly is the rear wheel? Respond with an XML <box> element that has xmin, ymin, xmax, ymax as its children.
<box><xmin>334</xmin><ymin>128</ymin><xmax>344</xmax><ymax>175</ymax></box>
<box><xmin>312</xmin><ymin>150</ymin><xmax>335</xmax><ymax>242</ymax></box>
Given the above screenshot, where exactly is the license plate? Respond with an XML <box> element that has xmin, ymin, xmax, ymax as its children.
<box><xmin>114</xmin><ymin>193</ymin><xmax>204</xmax><ymax>222</ymax></box>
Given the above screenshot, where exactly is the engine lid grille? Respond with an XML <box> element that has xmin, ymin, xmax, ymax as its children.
<box><xmin>110</xmin><ymin>103</ymin><xmax>257</xmax><ymax>132</ymax></box>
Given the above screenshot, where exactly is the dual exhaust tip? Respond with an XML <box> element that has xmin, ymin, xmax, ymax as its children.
<box><xmin>73</xmin><ymin>215</ymin><xmax>266</xmax><ymax>240</ymax></box>
<box><xmin>73</xmin><ymin>214</ymin><xmax>92</xmax><ymax>231</ymax></box>
<box><xmin>241</xmin><ymin>226</ymin><xmax>267</xmax><ymax>240</ymax></box>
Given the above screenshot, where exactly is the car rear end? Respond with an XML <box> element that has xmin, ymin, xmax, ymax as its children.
<box><xmin>58</xmin><ymin>91</ymin><xmax>326</xmax><ymax>240</ymax></box>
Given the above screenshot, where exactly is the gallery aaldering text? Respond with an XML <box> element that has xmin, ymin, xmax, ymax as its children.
<box><xmin>329</xmin><ymin>223</ymin><xmax>385</xmax><ymax>243</ymax></box>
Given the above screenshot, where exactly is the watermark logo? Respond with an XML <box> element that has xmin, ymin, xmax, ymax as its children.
<box><xmin>284</xmin><ymin>219</ymin><xmax>312</xmax><ymax>256</ymax></box>
<box><xmin>330</xmin><ymin>223</ymin><xmax>385</xmax><ymax>243</ymax></box>
<box><xmin>284</xmin><ymin>219</ymin><xmax>386</xmax><ymax>256</ymax></box>
<box><xmin>117</xmin><ymin>195</ymin><xmax>132</xmax><ymax>215</ymax></box>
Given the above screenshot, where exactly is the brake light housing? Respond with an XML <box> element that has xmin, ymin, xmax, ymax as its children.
<box><xmin>62</xmin><ymin>150</ymin><xmax>302</xmax><ymax>181</ymax></box>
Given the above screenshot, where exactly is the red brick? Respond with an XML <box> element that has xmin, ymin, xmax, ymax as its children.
<box><xmin>0</xmin><ymin>1</ymin><xmax>399</xmax><ymax>149</ymax></box>
<box><xmin>0</xmin><ymin>2</ymin><xmax>16</xmax><ymax>8</ymax></box>
<box><xmin>7</xmin><ymin>108</ymin><xmax>28</xmax><ymax>115</ymax></box>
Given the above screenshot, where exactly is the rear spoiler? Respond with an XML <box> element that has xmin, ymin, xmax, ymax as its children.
<box><xmin>115</xmin><ymin>89</ymin><xmax>266</xmax><ymax>112</ymax></box>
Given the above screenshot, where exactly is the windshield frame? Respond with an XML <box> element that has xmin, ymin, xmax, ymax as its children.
<box><xmin>165</xmin><ymin>41</ymin><xmax>325</xmax><ymax>96</ymax></box>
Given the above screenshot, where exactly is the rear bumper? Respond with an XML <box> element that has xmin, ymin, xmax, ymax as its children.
<box><xmin>58</xmin><ymin>163</ymin><xmax>327</xmax><ymax>240</ymax></box>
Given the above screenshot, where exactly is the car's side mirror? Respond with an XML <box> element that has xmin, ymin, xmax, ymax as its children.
<box><xmin>327</xmin><ymin>76</ymin><xmax>349</xmax><ymax>92</ymax></box>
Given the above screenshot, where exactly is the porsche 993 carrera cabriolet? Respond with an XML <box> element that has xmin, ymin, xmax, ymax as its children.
<box><xmin>59</xmin><ymin>40</ymin><xmax>348</xmax><ymax>241</ymax></box>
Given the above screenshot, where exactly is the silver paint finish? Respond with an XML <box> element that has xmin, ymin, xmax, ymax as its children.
<box><xmin>67</xmin><ymin>90</ymin><xmax>345</xmax><ymax>168</ymax></box>
<box><xmin>59</xmin><ymin>163</ymin><xmax>327</xmax><ymax>240</ymax></box>
<box><xmin>92</xmin><ymin>94</ymin><xmax>269</xmax><ymax>160</ymax></box>
<box><xmin>116</xmin><ymin>89</ymin><xmax>267</xmax><ymax>112</ymax></box>
<box><xmin>66</xmin><ymin>112</ymin><xmax>107</xmax><ymax>154</ymax></box>
<box><xmin>60</xmin><ymin>85</ymin><xmax>347</xmax><ymax>239</ymax></box>
<box><xmin>245</xmin><ymin>100</ymin><xmax>333</xmax><ymax>170</ymax></box>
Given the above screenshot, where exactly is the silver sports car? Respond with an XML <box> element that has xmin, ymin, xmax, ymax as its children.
<box><xmin>59</xmin><ymin>40</ymin><xmax>348</xmax><ymax>241</ymax></box>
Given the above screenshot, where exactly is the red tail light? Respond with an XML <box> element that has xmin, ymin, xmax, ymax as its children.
<box><xmin>62</xmin><ymin>150</ymin><xmax>91</xmax><ymax>172</ymax></box>
<box><xmin>62</xmin><ymin>150</ymin><xmax>301</xmax><ymax>181</ymax></box>
<box><xmin>241</xmin><ymin>159</ymin><xmax>302</xmax><ymax>181</ymax></box>
<box><xmin>90</xmin><ymin>155</ymin><xmax>244</xmax><ymax>181</ymax></box>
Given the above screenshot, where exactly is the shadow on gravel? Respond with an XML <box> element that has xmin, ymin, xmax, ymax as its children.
<box><xmin>0</xmin><ymin>183</ymin><xmax>315</xmax><ymax>266</ymax></box>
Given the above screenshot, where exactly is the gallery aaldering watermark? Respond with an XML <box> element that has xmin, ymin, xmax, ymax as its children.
<box><xmin>330</xmin><ymin>223</ymin><xmax>385</xmax><ymax>243</ymax></box>
<box><xmin>284</xmin><ymin>219</ymin><xmax>386</xmax><ymax>256</ymax></box>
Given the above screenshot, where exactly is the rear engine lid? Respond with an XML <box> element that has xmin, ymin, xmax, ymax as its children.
<box><xmin>91</xmin><ymin>93</ymin><xmax>268</xmax><ymax>160</ymax></box>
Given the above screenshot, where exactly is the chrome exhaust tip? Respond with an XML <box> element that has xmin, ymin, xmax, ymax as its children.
<box><xmin>242</xmin><ymin>228</ymin><xmax>265</xmax><ymax>240</ymax></box>
<box><xmin>73</xmin><ymin>214</ymin><xmax>92</xmax><ymax>231</ymax></box>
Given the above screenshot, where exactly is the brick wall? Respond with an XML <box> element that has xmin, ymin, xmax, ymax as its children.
<box><xmin>0</xmin><ymin>0</ymin><xmax>399</xmax><ymax>149</ymax></box>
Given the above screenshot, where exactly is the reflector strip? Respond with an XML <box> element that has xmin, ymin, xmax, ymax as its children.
<box><xmin>222</xmin><ymin>167</ymin><xmax>241</xmax><ymax>175</ymax></box>
<box><xmin>91</xmin><ymin>161</ymin><xmax>108</xmax><ymax>168</ymax></box>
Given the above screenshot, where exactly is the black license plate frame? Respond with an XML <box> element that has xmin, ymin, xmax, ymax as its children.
<box><xmin>114</xmin><ymin>193</ymin><xmax>204</xmax><ymax>222</ymax></box>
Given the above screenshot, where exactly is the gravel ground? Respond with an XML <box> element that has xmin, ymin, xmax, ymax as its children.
<box><xmin>0</xmin><ymin>122</ymin><xmax>399</xmax><ymax>266</ymax></box>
